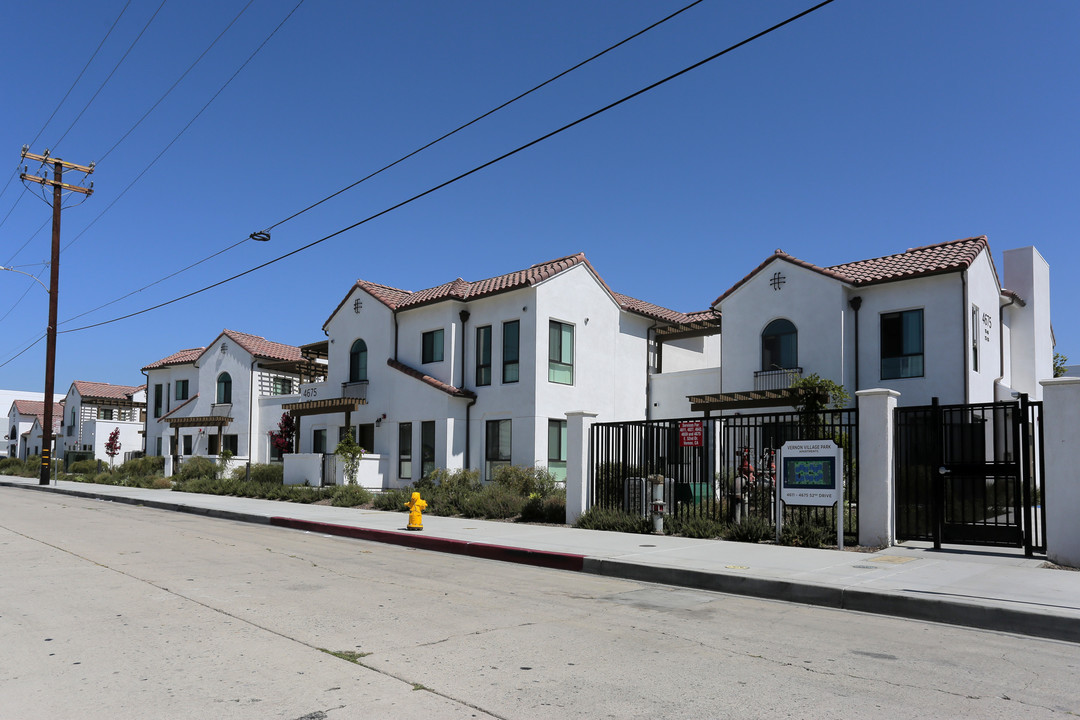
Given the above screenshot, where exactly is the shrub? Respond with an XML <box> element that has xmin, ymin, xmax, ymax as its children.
<box><xmin>329</xmin><ymin>484</ymin><xmax>373</xmax><ymax>507</ymax></box>
<box><xmin>91</xmin><ymin>472</ymin><xmax>118</xmax><ymax>485</ymax></box>
<box><xmin>574</xmin><ymin>506</ymin><xmax>652</xmax><ymax>534</ymax></box>
<box><xmin>780</xmin><ymin>519</ymin><xmax>827</xmax><ymax>548</ymax></box>
<box><xmin>725</xmin><ymin>515</ymin><xmax>775</xmax><ymax>543</ymax></box>
<box><xmin>118</xmin><ymin>455</ymin><xmax>165</xmax><ymax>478</ymax></box>
<box><xmin>68</xmin><ymin>459</ymin><xmax>102</xmax><ymax>475</ymax></box>
<box><xmin>230</xmin><ymin>463</ymin><xmax>284</xmax><ymax>485</ymax></box>
<box><xmin>519</xmin><ymin>490</ymin><xmax>567</xmax><ymax>524</ymax></box>
<box><xmin>416</xmin><ymin>468</ymin><xmax>481</xmax><ymax>516</ymax></box>
<box><xmin>461</xmin><ymin>483</ymin><xmax>524</xmax><ymax>519</ymax></box>
<box><xmin>665</xmin><ymin>513</ymin><xmax>726</xmax><ymax>539</ymax></box>
<box><xmin>0</xmin><ymin>457</ymin><xmax>26</xmax><ymax>475</ymax></box>
<box><xmin>174</xmin><ymin>456</ymin><xmax>218</xmax><ymax>484</ymax></box>
<box><xmin>373</xmin><ymin>487</ymin><xmax>412</xmax><ymax>512</ymax></box>
<box><xmin>492</xmin><ymin>465</ymin><xmax>559</xmax><ymax>499</ymax></box>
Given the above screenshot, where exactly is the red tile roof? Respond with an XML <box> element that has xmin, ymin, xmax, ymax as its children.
<box><xmin>387</xmin><ymin>359</ymin><xmax>476</xmax><ymax>399</ymax></box>
<box><xmin>218</xmin><ymin>329</ymin><xmax>303</xmax><ymax>362</ymax></box>
<box><xmin>72</xmin><ymin>381</ymin><xmax>144</xmax><ymax>401</ymax></box>
<box><xmin>142</xmin><ymin>347</ymin><xmax>206</xmax><ymax>371</ymax></box>
<box><xmin>713</xmin><ymin>236</ymin><xmax>990</xmax><ymax>306</ymax></box>
<box><xmin>11</xmin><ymin>400</ymin><xmax>63</xmax><ymax>423</ymax></box>
<box><xmin>330</xmin><ymin>253</ymin><xmax>703</xmax><ymax>328</ymax></box>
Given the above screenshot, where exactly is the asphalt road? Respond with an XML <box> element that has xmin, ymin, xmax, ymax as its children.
<box><xmin>1</xmin><ymin>490</ymin><xmax>1077</xmax><ymax>719</ymax></box>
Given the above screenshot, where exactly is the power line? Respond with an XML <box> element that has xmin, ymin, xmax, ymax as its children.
<box><xmin>56</xmin><ymin>0</ymin><xmax>837</xmax><ymax>336</ymax></box>
<box><xmin>263</xmin><ymin>0</ymin><xmax>708</xmax><ymax>234</ymax></box>
<box><xmin>49</xmin><ymin>0</ymin><xmax>704</xmax><ymax>328</ymax></box>
<box><xmin>51</xmin><ymin>0</ymin><xmax>168</xmax><ymax>152</ymax></box>
<box><xmin>0</xmin><ymin>333</ymin><xmax>46</xmax><ymax>370</ymax></box>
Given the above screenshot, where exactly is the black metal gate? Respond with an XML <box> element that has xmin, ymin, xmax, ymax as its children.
<box><xmin>895</xmin><ymin>396</ymin><xmax>1045</xmax><ymax>554</ymax></box>
<box><xmin>590</xmin><ymin>409</ymin><xmax>858</xmax><ymax>543</ymax></box>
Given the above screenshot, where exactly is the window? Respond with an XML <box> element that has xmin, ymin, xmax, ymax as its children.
<box><xmin>881</xmin><ymin>309</ymin><xmax>924</xmax><ymax>379</ymax></box>
<box><xmin>175</xmin><ymin>379</ymin><xmax>189</xmax><ymax>401</ymax></box>
<box><xmin>207</xmin><ymin>435</ymin><xmax>217</xmax><ymax>455</ymax></box>
<box><xmin>548</xmin><ymin>320</ymin><xmax>574</xmax><ymax>384</ymax></box>
<box><xmin>153</xmin><ymin>384</ymin><xmax>163</xmax><ymax>419</ymax></box>
<box><xmin>422</xmin><ymin>329</ymin><xmax>444</xmax><ymax>364</ymax></box>
<box><xmin>349</xmin><ymin>339</ymin><xmax>368</xmax><ymax>382</ymax></box>
<box><xmin>339</xmin><ymin>426</ymin><xmax>354</xmax><ymax>443</ymax></box>
<box><xmin>421</xmin><ymin>421</ymin><xmax>435</xmax><ymax>478</ymax></box>
<box><xmin>971</xmin><ymin>304</ymin><xmax>980</xmax><ymax>372</ymax></box>
<box><xmin>313</xmin><ymin>428</ymin><xmax>326</xmax><ymax>455</ymax></box>
<box><xmin>357</xmin><ymin>423</ymin><xmax>375</xmax><ymax>453</ymax></box>
<box><xmin>761</xmin><ymin>319</ymin><xmax>798</xmax><ymax>370</ymax></box>
<box><xmin>503</xmin><ymin>320</ymin><xmax>519</xmax><ymax>383</ymax></box>
<box><xmin>272</xmin><ymin>377</ymin><xmax>293</xmax><ymax>395</ymax></box>
<box><xmin>182</xmin><ymin>435</ymin><xmax>192</xmax><ymax>455</ymax></box>
<box><xmin>548</xmin><ymin>419</ymin><xmax>567</xmax><ymax>483</ymax></box>
<box><xmin>208</xmin><ymin>435</ymin><xmax>237</xmax><ymax>455</ymax></box>
<box><xmin>98</xmin><ymin>408</ymin><xmax>113</xmax><ymax>421</ymax></box>
<box><xmin>223</xmin><ymin>434</ymin><xmax>238</xmax><ymax>455</ymax></box>
<box><xmin>476</xmin><ymin>326</ymin><xmax>492</xmax><ymax>386</ymax></box>
<box><xmin>217</xmin><ymin>372</ymin><xmax>232</xmax><ymax>404</ymax></box>
<box><xmin>485</xmin><ymin>419</ymin><xmax>512</xmax><ymax>480</ymax></box>
<box><xmin>399</xmin><ymin>422</ymin><xmax>413</xmax><ymax>479</ymax></box>
<box><xmin>155</xmin><ymin>437</ymin><xmax>162</xmax><ymax>456</ymax></box>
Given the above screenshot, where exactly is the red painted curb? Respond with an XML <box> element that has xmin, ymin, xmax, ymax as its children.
<box><xmin>270</xmin><ymin>517</ymin><xmax>585</xmax><ymax>572</ymax></box>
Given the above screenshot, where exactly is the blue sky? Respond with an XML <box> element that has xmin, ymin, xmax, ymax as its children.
<box><xmin>1</xmin><ymin>0</ymin><xmax>1077</xmax><ymax>393</ymax></box>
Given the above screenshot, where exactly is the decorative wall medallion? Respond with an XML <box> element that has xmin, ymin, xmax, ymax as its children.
<box><xmin>770</xmin><ymin>271</ymin><xmax>786</xmax><ymax>291</ymax></box>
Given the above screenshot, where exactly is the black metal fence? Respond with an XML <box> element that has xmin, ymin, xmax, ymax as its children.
<box><xmin>590</xmin><ymin>409</ymin><xmax>858</xmax><ymax>543</ymax></box>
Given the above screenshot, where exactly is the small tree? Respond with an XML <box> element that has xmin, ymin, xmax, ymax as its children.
<box><xmin>104</xmin><ymin>427</ymin><xmax>122</xmax><ymax>468</ymax></box>
<box><xmin>335</xmin><ymin>433</ymin><xmax>364</xmax><ymax>486</ymax></box>
<box><xmin>269</xmin><ymin>412</ymin><xmax>296</xmax><ymax>455</ymax></box>
<box><xmin>790</xmin><ymin>373</ymin><xmax>850</xmax><ymax>413</ymax></box>
<box><xmin>1054</xmin><ymin>352</ymin><xmax>1069</xmax><ymax>378</ymax></box>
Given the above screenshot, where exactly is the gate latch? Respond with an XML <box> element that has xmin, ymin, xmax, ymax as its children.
<box><xmin>938</xmin><ymin>466</ymin><xmax>951</xmax><ymax>476</ymax></box>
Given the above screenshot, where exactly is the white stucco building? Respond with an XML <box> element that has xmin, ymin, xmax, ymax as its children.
<box><xmin>669</xmin><ymin>236</ymin><xmax>1053</xmax><ymax>414</ymax></box>
<box><xmin>57</xmin><ymin>381</ymin><xmax>147</xmax><ymax>463</ymax></box>
<box><xmin>142</xmin><ymin>330</ymin><xmax>315</xmax><ymax>469</ymax></box>
<box><xmin>281</xmin><ymin>253</ymin><xmax>719</xmax><ymax>488</ymax></box>
<box><xmin>6</xmin><ymin>398</ymin><xmax>63</xmax><ymax>460</ymax></box>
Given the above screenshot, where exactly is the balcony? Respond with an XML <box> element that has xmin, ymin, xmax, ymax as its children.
<box><xmin>754</xmin><ymin>367</ymin><xmax>802</xmax><ymax>391</ymax></box>
<box><xmin>341</xmin><ymin>381</ymin><xmax>368</xmax><ymax>401</ymax></box>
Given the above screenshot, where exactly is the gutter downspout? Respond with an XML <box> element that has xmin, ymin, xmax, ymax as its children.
<box><xmin>962</xmin><ymin>270</ymin><xmax>969</xmax><ymax>403</ymax></box>
<box><xmin>848</xmin><ymin>296</ymin><xmax>862</xmax><ymax>406</ymax></box>
<box><xmin>459</xmin><ymin>309</ymin><xmax>473</xmax><ymax>470</ymax></box>
<box><xmin>997</xmin><ymin>294</ymin><xmax>1017</xmax><ymax>394</ymax></box>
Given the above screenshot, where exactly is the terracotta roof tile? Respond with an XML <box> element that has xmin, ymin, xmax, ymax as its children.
<box><xmin>387</xmin><ymin>359</ymin><xmax>476</xmax><ymax>399</ymax></box>
<box><xmin>142</xmin><ymin>347</ymin><xmax>206</xmax><ymax>371</ymax></box>
<box><xmin>72</xmin><ymin>381</ymin><xmax>144</xmax><ymax>401</ymax></box>
<box><xmin>221</xmin><ymin>329</ymin><xmax>303</xmax><ymax>362</ymax></box>
<box><xmin>11</xmin><ymin>400</ymin><xmax>63</xmax><ymax>423</ymax></box>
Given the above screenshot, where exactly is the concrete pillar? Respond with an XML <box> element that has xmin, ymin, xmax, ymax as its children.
<box><xmin>565</xmin><ymin>411</ymin><xmax>598</xmax><ymax>525</ymax></box>
<box><xmin>856</xmin><ymin>388</ymin><xmax>900</xmax><ymax>548</ymax></box>
<box><xmin>1039</xmin><ymin>377</ymin><xmax>1080</xmax><ymax>567</ymax></box>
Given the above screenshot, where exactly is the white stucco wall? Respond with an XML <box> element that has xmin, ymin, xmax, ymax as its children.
<box><xmin>1004</xmin><ymin>247</ymin><xmax>1053</xmax><ymax>400</ymax></box>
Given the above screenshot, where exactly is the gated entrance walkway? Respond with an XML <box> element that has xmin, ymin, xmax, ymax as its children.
<box><xmin>895</xmin><ymin>396</ymin><xmax>1046</xmax><ymax>555</ymax></box>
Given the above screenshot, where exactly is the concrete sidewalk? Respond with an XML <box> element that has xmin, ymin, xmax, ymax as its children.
<box><xmin>3</xmin><ymin>477</ymin><xmax>1078</xmax><ymax>644</ymax></box>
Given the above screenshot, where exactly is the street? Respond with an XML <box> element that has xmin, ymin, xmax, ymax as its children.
<box><xmin>1</xmin><ymin>489</ymin><xmax>1077</xmax><ymax>719</ymax></box>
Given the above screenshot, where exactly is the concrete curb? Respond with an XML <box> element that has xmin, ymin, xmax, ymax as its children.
<box><xmin>6</xmin><ymin>481</ymin><xmax>1079</xmax><ymax>643</ymax></box>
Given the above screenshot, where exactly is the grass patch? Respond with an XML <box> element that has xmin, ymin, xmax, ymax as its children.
<box><xmin>320</xmin><ymin>648</ymin><xmax>371</xmax><ymax>663</ymax></box>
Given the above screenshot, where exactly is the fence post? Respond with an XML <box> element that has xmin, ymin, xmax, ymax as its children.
<box><xmin>856</xmin><ymin>388</ymin><xmax>900</xmax><ymax>548</ymax></box>
<box><xmin>565</xmin><ymin>411</ymin><xmax>598</xmax><ymax>525</ymax></box>
<box><xmin>1039</xmin><ymin>377</ymin><xmax>1080</xmax><ymax>567</ymax></box>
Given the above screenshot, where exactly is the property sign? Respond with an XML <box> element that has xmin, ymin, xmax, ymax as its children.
<box><xmin>678</xmin><ymin>421</ymin><xmax>704</xmax><ymax>448</ymax></box>
<box><xmin>778</xmin><ymin>440</ymin><xmax>842</xmax><ymax>507</ymax></box>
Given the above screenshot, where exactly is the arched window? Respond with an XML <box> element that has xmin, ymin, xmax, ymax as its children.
<box><xmin>349</xmin><ymin>339</ymin><xmax>368</xmax><ymax>382</ymax></box>
<box><xmin>761</xmin><ymin>319</ymin><xmax>798</xmax><ymax>370</ymax></box>
<box><xmin>217</xmin><ymin>372</ymin><xmax>232</xmax><ymax>404</ymax></box>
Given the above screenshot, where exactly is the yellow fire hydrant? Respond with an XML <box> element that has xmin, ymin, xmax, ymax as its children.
<box><xmin>405</xmin><ymin>491</ymin><xmax>427</xmax><ymax>531</ymax></box>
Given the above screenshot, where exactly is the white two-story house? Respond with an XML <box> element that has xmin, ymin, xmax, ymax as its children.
<box><xmin>282</xmin><ymin>253</ymin><xmax>720</xmax><ymax>487</ymax></box>
<box><xmin>6</xmin><ymin>399</ymin><xmax>63</xmax><ymax>460</ymax></box>
<box><xmin>678</xmin><ymin>236</ymin><xmax>1052</xmax><ymax>414</ymax></box>
<box><xmin>143</xmin><ymin>330</ymin><xmax>318</xmax><ymax>469</ymax></box>
<box><xmin>58</xmin><ymin>381</ymin><xmax>146</xmax><ymax>463</ymax></box>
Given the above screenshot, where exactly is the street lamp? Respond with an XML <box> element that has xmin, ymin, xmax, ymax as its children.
<box><xmin>0</xmin><ymin>266</ymin><xmax>50</xmax><ymax>294</ymax></box>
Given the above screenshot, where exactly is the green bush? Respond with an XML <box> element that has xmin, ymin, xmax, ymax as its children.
<box><xmin>665</xmin><ymin>513</ymin><xmax>726</xmax><ymax>539</ymax></box>
<box><xmin>373</xmin><ymin>487</ymin><xmax>412</xmax><ymax>511</ymax></box>
<box><xmin>492</xmin><ymin>465</ymin><xmax>559</xmax><ymax>499</ymax></box>
<box><xmin>230</xmin><ymin>463</ymin><xmax>284</xmax><ymax>484</ymax></box>
<box><xmin>174</xmin><ymin>456</ymin><xmax>218</xmax><ymax>483</ymax></box>
<box><xmin>68</xmin><ymin>459</ymin><xmax>102</xmax><ymax>475</ymax></box>
<box><xmin>574</xmin><ymin>506</ymin><xmax>652</xmax><ymax>534</ymax></box>
<box><xmin>725</xmin><ymin>515</ymin><xmax>775</xmax><ymax>543</ymax></box>
<box><xmin>329</xmin><ymin>484</ymin><xmax>373</xmax><ymax>507</ymax></box>
<box><xmin>415</xmin><ymin>468</ymin><xmax>481</xmax><ymax>516</ymax></box>
<box><xmin>91</xmin><ymin>471</ymin><xmax>118</xmax><ymax>485</ymax></box>
<box><xmin>118</xmin><ymin>455</ymin><xmax>165</xmax><ymax>478</ymax></box>
<box><xmin>519</xmin><ymin>490</ymin><xmax>567</xmax><ymax>524</ymax></box>
<box><xmin>0</xmin><ymin>457</ymin><xmax>27</xmax><ymax>475</ymax></box>
<box><xmin>461</xmin><ymin>483</ymin><xmax>524</xmax><ymax>519</ymax></box>
<box><xmin>780</xmin><ymin>519</ymin><xmax>827</xmax><ymax>548</ymax></box>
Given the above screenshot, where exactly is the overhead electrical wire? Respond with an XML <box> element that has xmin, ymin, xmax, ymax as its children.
<box><xmin>53</xmin><ymin>0</ymin><xmax>837</xmax><ymax>337</ymax></box>
<box><xmin>50</xmin><ymin>0</ymin><xmax>706</xmax><ymax>327</ymax></box>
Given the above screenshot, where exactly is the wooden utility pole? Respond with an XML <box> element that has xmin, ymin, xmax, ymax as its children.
<box><xmin>19</xmin><ymin>147</ymin><xmax>93</xmax><ymax>485</ymax></box>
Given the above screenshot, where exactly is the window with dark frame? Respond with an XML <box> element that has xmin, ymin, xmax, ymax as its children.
<box><xmin>350</xmin><ymin>339</ymin><xmax>368</xmax><ymax>382</ymax></box>
<box><xmin>272</xmin><ymin>377</ymin><xmax>292</xmax><ymax>395</ymax></box>
<box><xmin>881</xmin><ymin>309</ymin><xmax>924</xmax><ymax>379</ymax></box>
<box><xmin>399</xmin><ymin>422</ymin><xmax>413</xmax><ymax>479</ymax></box>
<box><xmin>485</xmin><ymin>419</ymin><xmax>511</xmax><ymax>480</ymax></box>
<box><xmin>761</xmin><ymin>318</ymin><xmax>798</xmax><ymax>370</ymax></box>
<box><xmin>175</xmin><ymin>379</ymin><xmax>189</xmax><ymax>401</ymax></box>
<box><xmin>502</xmin><ymin>320</ymin><xmax>519</xmax><ymax>383</ymax></box>
<box><xmin>421</xmin><ymin>329</ymin><xmax>444</xmax><ymax>364</ymax></box>
<box><xmin>548</xmin><ymin>320</ymin><xmax>573</xmax><ymax>384</ymax></box>
<box><xmin>476</xmin><ymin>326</ymin><xmax>492</xmax><ymax>386</ymax></box>
<box><xmin>153</xmin><ymin>384</ymin><xmax>163</xmax><ymax>418</ymax></box>
<box><xmin>971</xmin><ymin>305</ymin><xmax>980</xmax><ymax>373</ymax></box>
<box><xmin>421</xmin><ymin>421</ymin><xmax>435</xmax><ymax>478</ymax></box>
<box><xmin>548</xmin><ymin>419</ymin><xmax>567</xmax><ymax>483</ymax></box>
<box><xmin>217</xmin><ymin>372</ymin><xmax>232</xmax><ymax>404</ymax></box>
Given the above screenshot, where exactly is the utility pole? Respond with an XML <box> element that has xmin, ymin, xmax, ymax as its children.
<box><xmin>19</xmin><ymin>147</ymin><xmax>93</xmax><ymax>485</ymax></box>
